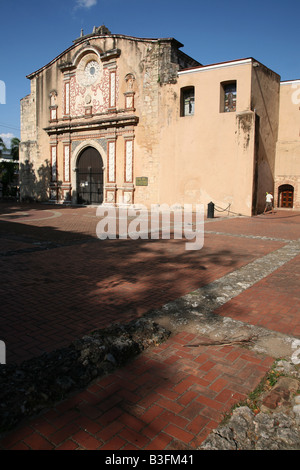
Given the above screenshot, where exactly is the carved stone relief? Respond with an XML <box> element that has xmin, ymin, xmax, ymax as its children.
<box><xmin>125</xmin><ymin>140</ymin><xmax>133</xmax><ymax>183</ymax></box>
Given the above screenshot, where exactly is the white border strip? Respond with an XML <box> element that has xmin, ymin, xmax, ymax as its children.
<box><xmin>178</xmin><ymin>59</ymin><xmax>252</xmax><ymax>76</ymax></box>
<box><xmin>280</xmin><ymin>79</ymin><xmax>300</xmax><ymax>85</ymax></box>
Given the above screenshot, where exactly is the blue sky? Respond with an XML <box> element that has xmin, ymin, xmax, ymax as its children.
<box><xmin>0</xmin><ymin>0</ymin><xmax>299</xmax><ymax>147</ymax></box>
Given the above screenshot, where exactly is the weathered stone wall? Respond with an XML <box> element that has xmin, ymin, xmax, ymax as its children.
<box><xmin>19</xmin><ymin>32</ymin><xmax>200</xmax><ymax>205</ymax></box>
<box><xmin>275</xmin><ymin>81</ymin><xmax>300</xmax><ymax>209</ymax></box>
<box><xmin>19</xmin><ymin>78</ymin><xmax>42</xmax><ymax>200</ymax></box>
<box><xmin>251</xmin><ymin>64</ymin><xmax>280</xmax><ymax>213</ymax></box>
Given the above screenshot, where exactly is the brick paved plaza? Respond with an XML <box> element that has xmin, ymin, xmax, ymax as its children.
<box><xmin>0</xmin><ymin>202</ymin><xmax>299</xmax><ymax>450</ymax></box>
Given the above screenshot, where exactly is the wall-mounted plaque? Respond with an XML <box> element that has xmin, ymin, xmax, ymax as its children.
<box><xmin>136</xmin><ymin>177</ymin><xmax>148</xmax><ymax>186</ymax></box>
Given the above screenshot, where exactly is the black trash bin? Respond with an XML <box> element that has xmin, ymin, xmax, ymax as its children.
<box><xmin>207</xmin><ymin>201</ymin><xmax>214</xmax><ymax>219</ymax></box>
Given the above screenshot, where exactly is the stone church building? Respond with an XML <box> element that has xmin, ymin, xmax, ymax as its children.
<box><xmin>19</xmin><ymin>25</ymin><xmax>300</xmax><ymax>215</ymax></box>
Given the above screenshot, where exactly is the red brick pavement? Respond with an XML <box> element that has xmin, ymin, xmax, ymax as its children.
<box><xmin>0</xmin><ymin>230</ymin><xmax>284</xmax><ymax>364</ymax></box>
<box><xmin>207</xmin><ymin>210</ymin><xmax>300</xmax><ymax>241</ymax></box>
<box><xmin>214</xmin><ymin>253</ymin><xmax>300</xmax><ymax>337</ymax></box>
<box><xmin>0</xmin><ymin>203</ymin><xmax>299</xmax><ymax>450</ymax></box>
<box><xmin>0</xmin><ymin>331</ymin><xmax>274</xmax><ymax>450</ymax></box>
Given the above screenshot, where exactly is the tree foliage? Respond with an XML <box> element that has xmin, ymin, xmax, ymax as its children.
<box><xmin>0</xmin><ymin>137</ymin><xmax>7</xmax><ymax>157</ymax></box>
<box><xmin>0</xmin><ymin>136</ymin><xmax>20</xmax><ymax>197</ymax></box>
<box><xmin>10</xmin><ymin>137</ymin><xmax>20</xmax><ymax>161</ymax></box>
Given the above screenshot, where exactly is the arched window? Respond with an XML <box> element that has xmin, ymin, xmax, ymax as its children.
<box><xmin>180</xmin><ymin>86</ymin><xmax>195</xmax><ymax>116</ymax></box>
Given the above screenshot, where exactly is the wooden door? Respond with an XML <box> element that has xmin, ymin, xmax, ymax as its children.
<box><xmin>279</xmin><ymin>185</ymin><xmax>294</xmax><ymax>208</ymax></box>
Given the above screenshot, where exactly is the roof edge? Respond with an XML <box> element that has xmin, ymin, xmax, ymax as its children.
<box><xmin>26</xmin><ymin>34</ymin><xmax>184</xmax><ymax>79</ymax></box>
<box><xmin>280</xmin><ymin>79</ymin><xmax>300</xmax><ymax>85</ymax></box>
<box><xmin>178</xmin><ymin>57</ymin><xmax>280</xmax><ymax>79</ymax></box>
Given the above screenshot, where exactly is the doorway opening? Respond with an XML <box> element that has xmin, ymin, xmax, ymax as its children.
<box><xmin>278</xmin><ymin>184</ymin><xmax>294</xmax><ymax>208</ymax></box>
<box><xmin>77</xmin><ymin>146</ymin><xmax>103</xmax><ymax>204</ymax></box>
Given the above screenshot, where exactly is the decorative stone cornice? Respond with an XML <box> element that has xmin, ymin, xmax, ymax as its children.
<box><xmin>58</xmin><ymin>62</ymin><xmax>76</xmax><ymax>72</ymax></box>
<box><xmin>44</xmin><ymin>114</ymin><xmax>139</xmax><ymax>136</ymax></box>
<box><xmin>100</xmin><ymin>49</ymin><xmax>121</xmax><ymax>62</ymax></box>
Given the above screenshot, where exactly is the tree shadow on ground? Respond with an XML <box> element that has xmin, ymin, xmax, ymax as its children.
<box><xmin>0</xmin><ymin>205</ymin><xmax>264</xmax><ymax>365</ymax></box>
<box><xmin>0</xmin><ymin>204</ymin><xmax>280</xmax><ymax>448</ymax></box>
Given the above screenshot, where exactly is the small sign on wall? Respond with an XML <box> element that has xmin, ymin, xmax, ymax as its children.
<box><xmin>136</xmin><ymin>177</ymin><xmax>148</xmax><ymax>186</ymax></box>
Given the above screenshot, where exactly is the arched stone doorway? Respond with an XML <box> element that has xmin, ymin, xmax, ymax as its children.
<box><xmin>76</xmin><ymin>146</ymin><xmax>103</xmax><ymax>204</ymax></box>
<box><xmin>278</xmin><ymin>184</ymin><xmax>294</xmax><ymax>208</ymax></box>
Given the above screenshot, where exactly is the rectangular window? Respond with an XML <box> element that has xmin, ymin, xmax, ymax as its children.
<box><xmin>181</xmin><ymin>87</ymin><xmax>195</xmax><ymax>116</ymax></box>
<box><xmin>221</xmin><ymin>81</ymin><xmax>237</xmax><ymax>112</ymax></box>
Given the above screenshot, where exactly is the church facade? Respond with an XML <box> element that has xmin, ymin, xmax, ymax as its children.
<box><xmin>19</xmin><ymin>26</ymin><xmax>300</xmax><ymax>215</ymax></box>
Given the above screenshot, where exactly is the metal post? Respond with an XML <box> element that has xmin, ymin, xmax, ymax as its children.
<box><xmin>207</xmin><ymin>201</ymin><xmax>214</xmax><ymax>219</ymax></box>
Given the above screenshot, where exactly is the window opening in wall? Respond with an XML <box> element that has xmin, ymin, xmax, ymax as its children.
<box><xmin>181</xmin><ymin>87</ymin><xmax>195</xmax><ymax>116</ymax></box>
<box><xmin>221</xmin><ymin>81</ymin><xmax>237</xmax><ymax>112</ymax></box>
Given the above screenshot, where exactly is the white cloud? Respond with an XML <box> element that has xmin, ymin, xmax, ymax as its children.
<box><xmin>0</xmin><ymin>133</ymin><xmax>15</xmax><ymax>148</ymax></box>
<box><xmin>75</xmin><ymin>0</ymin><xmax>97</xmax><ymax>8</ymax></box>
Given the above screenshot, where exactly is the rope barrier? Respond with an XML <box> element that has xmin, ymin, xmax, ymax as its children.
<box><xmin>213</xmin><ymin>203</ymin><xmax>252</xmax><ymax>218</ymax></box>
<box><xmin>212</xmin><ymin>202</ymin><xmax>278</xmax><ymax>219</ymax></box>
<box><xmin>214</xmin><ymin>203</ymin><xmax>231</xmax><ymax>214</ymax></box>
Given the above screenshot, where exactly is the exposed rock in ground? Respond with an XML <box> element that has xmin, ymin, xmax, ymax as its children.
<box><xmin>145</xmin><ymin>290</ymin><xmax>300</xmax><ymax>450</ymax></box>
<box><xmin>199</xmin><ymin>405</ymin><xmax>300</xmax><ymax>450</ymax></box>
<box><xmin>0</xmin><ymin>319</ymin><xmax>170</xmax><ymax>434</ymax></box>
<box><xmin>199</xmin><ymin>360</ymin><xmax>300</xmax><ymax>450</ymax></box>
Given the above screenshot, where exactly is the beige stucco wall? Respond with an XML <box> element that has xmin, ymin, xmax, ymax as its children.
<box><xmin>154</xmin><ymin>60</ymin><xmax>280</xmax><ymax>216</ymax></box>
<box><xmin>250</xmin><ymin>63</ymin><xmax>280</xmax><ymax>212</ymax></box>
<box><xmin>156</xmin><ymin>61</ymin><xmax>258</xmax><ymax>216</ymax></box>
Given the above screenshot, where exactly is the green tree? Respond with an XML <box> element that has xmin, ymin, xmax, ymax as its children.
<box><xmin>0</xmin><ymin>137</ymin><xmax>19</xmax><ymax>197</ymax></box>
<box><xmin>0</xmin><ymin>137</ymin><xmax>6</xmax><ymax>157</ymax></box>
<box><xmin>10</xmin><ymin>137</ymin><xmax>20</xmax><ymax>161</ymax></box>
